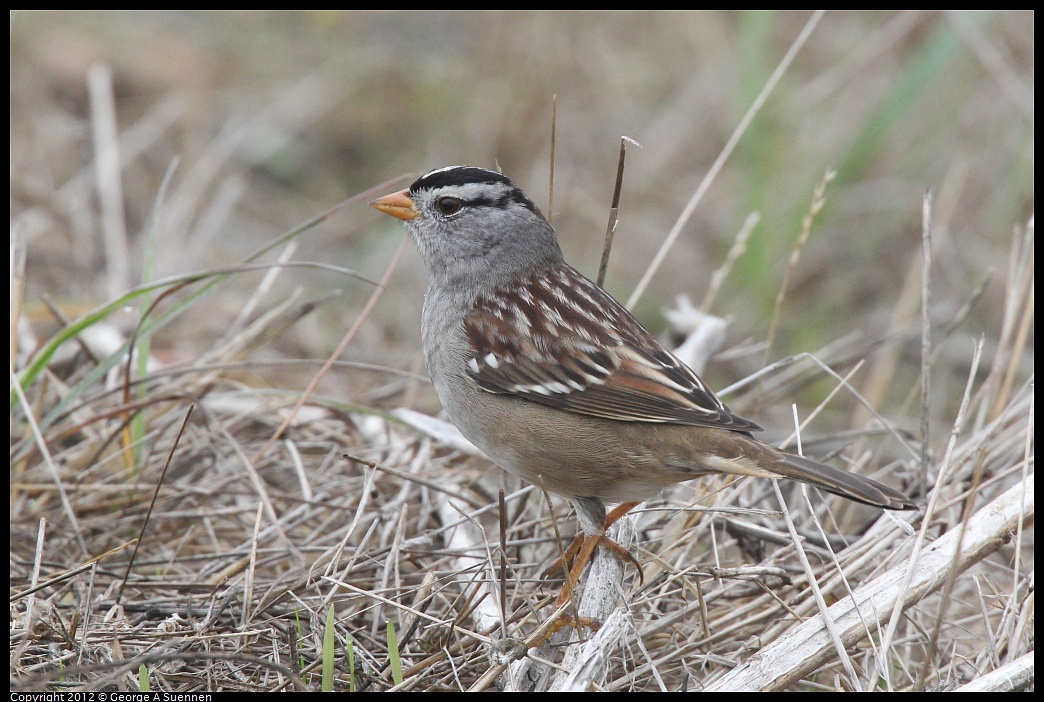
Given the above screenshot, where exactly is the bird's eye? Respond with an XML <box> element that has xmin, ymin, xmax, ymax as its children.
<box><xmin>435</xmin><ymin>197</ymin><xmax>463</xmax><ymax>216</ymax></box>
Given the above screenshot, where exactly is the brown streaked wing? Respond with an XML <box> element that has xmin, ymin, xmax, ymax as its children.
<box><xmin>462</xmin><ymin>266</ymin><xmax>764</xmax><ymax>433</ymax></box>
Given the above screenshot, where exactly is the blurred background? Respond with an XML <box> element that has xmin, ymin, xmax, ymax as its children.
<box><xmin>10</xmin><ymin>10</ymin><xmax>1034</xmax><ymax>423</ymax></box>
<box><xmin>9</xmin><ymin>12</ymin><xmax>1034</xmax><ymax>691</ymax></box>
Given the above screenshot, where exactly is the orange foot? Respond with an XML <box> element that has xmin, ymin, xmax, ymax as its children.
<box><xmin>547</xmin><ymin>501</ymin><xmax>644</xmax><ymax>607</ymax></box>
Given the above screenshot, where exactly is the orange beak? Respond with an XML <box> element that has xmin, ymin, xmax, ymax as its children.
<box><xmin>370</xmin><ymin>188</ymin><xmax>419</xmax><ymax>221</ymax></box>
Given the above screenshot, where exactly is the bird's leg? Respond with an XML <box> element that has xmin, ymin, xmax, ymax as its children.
<box><xmin>552</xmin><ymin>499</ymin><xmax>642</xmax><ymax>608</ymax></box>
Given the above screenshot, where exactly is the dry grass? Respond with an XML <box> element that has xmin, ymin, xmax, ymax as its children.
<box><xmin>11</xmin><ymin>11</ymin><xmax>1033</xmax><ymax>692</ymax></box>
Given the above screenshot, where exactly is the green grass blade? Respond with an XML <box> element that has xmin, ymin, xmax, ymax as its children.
<box><xmin>322</xmin><ymin>605</ymin><xmax>336</xmax><ymax>692</ymax></box>
<box><xmin>347</xmin><ymin>634</ymin><xmax>356</xmax><ymax>692</ymax></box>
<box><xmin>386</xmin><ymin>620</ymin><xmax>403</xmax><ymax>686</ymax></box>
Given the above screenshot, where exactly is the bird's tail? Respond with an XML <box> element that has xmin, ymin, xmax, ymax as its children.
<box><xmin>774</xmin><ymin>452</ymin><xmax>918</xmax><ymax>510</ymax></box>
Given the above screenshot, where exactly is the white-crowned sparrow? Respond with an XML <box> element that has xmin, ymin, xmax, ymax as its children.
<box><xmin>371</xmin><ymin>165</ymin><xmax>916</xmax><ymax>555</ymax></box>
